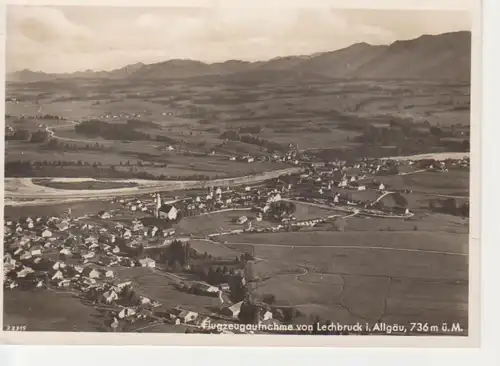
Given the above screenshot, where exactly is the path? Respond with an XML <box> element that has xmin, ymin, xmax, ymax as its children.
<box><xmin>397</xmin><ymin>168</ymin><xmax>430</xmax><ymax>176</ymax></box>
<box><xmin>221</xmin><ymin>241</ymin><xmax>466</xmax><ymax>256</ymax></box>
<box><xmin>371</xmin><ymin>191</ymin><xmax>395</xmax><ymax>205</ymax></box>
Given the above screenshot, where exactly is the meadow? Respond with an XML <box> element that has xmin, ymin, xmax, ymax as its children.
<box><xmin>5</xmin><ymin>78</ymin><xmax>469</xmax><ymax>181</ymax></box>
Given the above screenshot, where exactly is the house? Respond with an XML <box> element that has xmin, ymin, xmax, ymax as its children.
<box><xmin>4</xmin><ymin>254</ymin><xmax>17</xmax><ymax>272</ymax></box>
<box><xmin>83</xmin><ymin>268</ymin><xmax>101</xmax><ymax>279</ymax></box>
<box><xmin>267</xmin><ymin>193</ymin><xmax>282</xmax><ymax>203</ymax></box>
<box><xmin>221</xmin><ymin>301</ymin><xmax>243</xmax><ymax>319</ymax></box>
<box><xmin>139</xmin><ymin>258</ymin><xmax>156</xmax><ymax>268</ymax></box>
<box><xmin>105</xmin><ymin>270</ymin><xmax>114</xmax><ymax>278</ymax></box>
<box><xmin>378</xmin><ymin>183</ymin><xmax>386</xmax><ymax>191</ymax></box>
<box><xmin>41</xmin><ymin>229</ymin><xmax>52</xmax><ymax>238</ymax></box>
<box><xmin>191</xmin><ymin>281</ymin><xmax>220</xmax><ymax>295</ymax></box>
<box><xmin>159</xmin><ymin>204</ymin><xmax>178</xmax><ymax>221</ymax></box>
<box><xmin>219</xmin><ymin>283</ymin><xmax>230</xmax><ymax>291</ymax></box>
<box><xmin>59</xmin><ymin>248</ymin><xmax>72</xmax><ymax>257</ymax></box>
<box><xmin>102</xmin><ymin>290</ymin><xmax>119</xmax><ymax>304</ymax></box>
<box><xmin>99</xmin><ymin>211</ymin><xmax>112</xmax><ymax>219</ymax></box>
<box><xmin>132</xmin><ymin>220</ymin><xmax>144</xmax><ymax>231</ymax></box>
<box><xmin>30</xmin><ymin>245</ymin><xmax>43</xmax><ymax>256</ymax></box>
<box><xmin>139</xmin><ymin>296</ymin><xmax>151</xmax><ymax>305</ymax></box>
<box><xmin>82</xmin><ymin>251</ymin><xmax>96</xmax><ymax>260</ymax></box>
<box><xmin>115</xmin><ymin>281</ymin><xmax>132</xmax><ymax>291</ymax></box>
<box><xmin>237</xmin><ymin>216</ymin><xmax>248</xmax><ymax>225</ymax></box>
<box><xmin>118</xmin><ymin>308</ymin><xmax>136</xmax><ymax>319</ymax></box>
<box><xmin>162</xmin><ymin>229</ymin><xmax>175</xmax><ymax>237</ymax></box>
<box><xmin>170</xmin><ymin>308</ymin><xmax>198</xmax><ymax>323</ymax></box>
<box><xmin>52</xmin><ymin>270</ymin><xmax>64</xmax><ymax>281</ymax></box>
<box><xmin>358</xmin><ymin>185</ymin><xmax>367</xmax><ymax>191</ymax></box>
<box><xmin>74</xmin><ymin>265</ymin><xmax>84</xmax><ymax>274</ymax></box>
<box><xmin>56</xmin><ymin>222</ymin><xmax>69</xmax><ymax>232</ymax></box>
<box><xmin>58</xmin><ymin>279</ymin><xmax>71</xmax><ymax>287</ymax></box>
<box><xmin>20</xmin><ymin>251</ymin><xmax>32</xmax><ymax>260</ymax></box>
<box><xmin>338</xmin><ymin>179</ymin><xmax>348</xmax><ymax>188</ymax></box>
<box><xmin>16</xmin><ymin>266</ymin><xmax>34</xmax><ymax>278</ymax></box>
<box><xmin>260</xmin><ymin>309</ymin><xmax>273</xmax><ymax>322</ymax></box>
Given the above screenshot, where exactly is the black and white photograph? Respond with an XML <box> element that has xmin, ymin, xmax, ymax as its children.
<box><xmin>2</xmin><ymin>2</ymin><xmax>476</xmax><ymax>344</ymax></box>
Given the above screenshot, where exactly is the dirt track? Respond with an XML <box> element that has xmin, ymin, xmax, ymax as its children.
<box><xmin>381</xmin><ymin>152</ymin><xmax>470</xmax><ymax>161</ymax></box>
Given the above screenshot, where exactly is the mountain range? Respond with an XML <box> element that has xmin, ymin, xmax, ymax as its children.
<box><xmin>7</xmin><ymin>31</ymin><xmax>471</xmax><ymax>83</ymax></box>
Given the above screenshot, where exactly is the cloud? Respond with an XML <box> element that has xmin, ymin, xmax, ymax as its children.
<box><xmin>6</xmin><ymin>6</ymin><xmax>470</xmax><ymax>73</ymax></box>
<box><xmin>135</xmin><ymin>13</ymin><xmax>163</xmax><ymax>29</ymax></box>
<box><xmin>8</xmin><ymin>6</ymin><xmax>93</xmax><ymax>44</ymax></box>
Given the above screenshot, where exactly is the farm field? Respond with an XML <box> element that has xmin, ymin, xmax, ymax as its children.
<box><xmin>242</xmin><ymin>230</ymin><xmax>468</xmax><ymax>330</ymax></box>
<box><xmin>6</xmin><ymin>77</ymin><xmax>470</xmax><ymax>183</ymax></box>
<box><xmin>3</xmin><ymin>289</ymin><xmax>104</xmax><ymax>332</ymax></box>
<box><xmin>112</xmin><ymin>267</ymin><xmax>222</xmax><ymax>313</ymax></box>
<box><xmin>292</xmin><ymin>202</ymin><xmax>337</xmax><ymax>220</ymax></box>
<box><xmin>188</xmin><ymin>239</ymin><xmax>243</xmax><ymax>259</ymax></box>
<box><xmin>344</xmin><ymin>213</ymin><xmax>469</xmax><ymax>235</ymax></box>
<box><xmin>226</xmin><ymin>230</ymin><xmax>468</xmax><ymax>254</ymax></box>
<box><xmin>379</xmin><ymin>170</ymin><xmax>469</xmax><ymax>196</ymax></box>
<box><xmin>172</xmin><ymin>209</ymin><xmax>271</xmax><ymax>237</ymax></box>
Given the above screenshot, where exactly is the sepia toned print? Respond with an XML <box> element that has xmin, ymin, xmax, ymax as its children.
<box><xmin>2</xmin><ymin>2</ymin><xmax>478</xmax><ymax>345</ymax></box>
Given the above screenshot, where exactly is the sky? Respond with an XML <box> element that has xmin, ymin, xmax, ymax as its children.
<box><xmin>6</xmin><ymin>6</ymin><xmax>472</xmax><ymax>73</ymax></box>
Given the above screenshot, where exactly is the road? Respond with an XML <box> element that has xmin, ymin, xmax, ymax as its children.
<box><xmin>397</xmin><ymin>168</ymin><xmax>430</xmax><ymax>176</ymax></box>
<box><xmin>371</xmin><ymin>191</ymin><xmax>395</xmax><ymax>205</ymax></box>
<box><xmin>218</xmin><ymin>240</ymin><xmax>466</xmax><ymax>256</ymax></box>
<box><xmin>282</xmin><ymin>198</ymin><xmax>412</xmax><ymax>219</ymax></box>
<box><xmin>4</xmin><ymin>167</ymin><xmax>304</xmax><ymax>206</ymax></box>
<box><xmin>45</xmin><ymin>121</ymin><xmax>110</xmax><ymax>145</ymax></box>
<box><xmin>45</xmin><ymin>120</ymin><xmax>236</xmax><ymax>158</ymax></box>
<box><xmin>380</xmin><ymin>152</ymin><xmax>470</xmax><ymax>162</ymax></box>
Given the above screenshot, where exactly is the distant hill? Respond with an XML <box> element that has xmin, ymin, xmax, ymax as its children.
<box><xmin>7</xmin><ymin>31</ymin><xmax>471</xmax><ymax>83</ymax></box>
<box><xmin>351</xmin><ymin>31</ymin><xmax>471</xmax><ymax>80</ymax></box>
<box><xmin>7</xmin><ymin>69</ymin><xmax>55</xmax><ymax>83</ymax></box>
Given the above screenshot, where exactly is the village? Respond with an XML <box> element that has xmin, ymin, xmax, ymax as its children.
<box><xmin>3</xmin><ymin>153</ymin><xmax>470</xmax><ymax>334</ymax></box>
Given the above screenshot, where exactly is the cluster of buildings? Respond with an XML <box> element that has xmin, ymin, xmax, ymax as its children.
<box><xmin>98</xmin><ymin>110</ymin><xmax>152</xmax><ymax>120</ymax></box>
<box><xmin>227</xmin><ymin>150</ymin><xmax>301</xmax><ymax>165</ymax></box>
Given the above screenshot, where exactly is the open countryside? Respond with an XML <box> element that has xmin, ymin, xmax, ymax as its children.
<box><xmin>4</xmin><ymin>7</ymin><xmax>470</xmax><ymax>337</ymax></box>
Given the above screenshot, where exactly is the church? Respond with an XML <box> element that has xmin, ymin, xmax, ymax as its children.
<box><xmin>153</xmin><ymin>194</ymin><xmax>178</xmax><ymax>221</ymax></box>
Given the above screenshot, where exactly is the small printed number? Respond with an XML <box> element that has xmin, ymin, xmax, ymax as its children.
<box><xmin>5</xmin><ymin>325</ymin><xmax>27</xmax><ymax>331</ymax></box>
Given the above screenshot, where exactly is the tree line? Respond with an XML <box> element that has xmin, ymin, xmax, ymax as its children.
<box><xmin>220</xmin><ymin>130</ymin><xmax>289</xmax><ymax>153</ymax></box>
